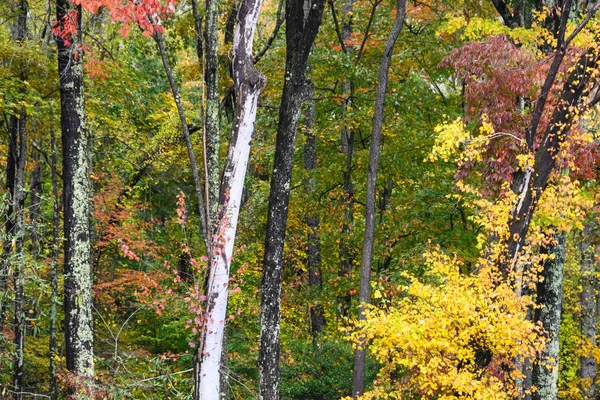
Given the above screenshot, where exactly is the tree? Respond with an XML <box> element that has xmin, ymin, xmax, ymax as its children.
<box><xmin>195</xmin><ymin>0</ymin><xmax>267</xmax><ymax>397</ymax></box>
<box><xmin>259</xmin><ymin>0</ymin><xmax>326</xmax><ymax>398</ymax></box>
<box><xmin>351</xmin><ymin>0</ymin><xmax>406</xmax><ymax>395</ymax></box>
<box><xmin>55</xmin><ymin>0</ymin><xmax>95</xmax><ymax>392</ymax></box>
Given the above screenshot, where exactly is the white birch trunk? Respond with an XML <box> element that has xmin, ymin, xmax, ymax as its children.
<box><xmin>196</xmin><ymin>0</ymin><xmax>266</xmax><ymax>397</ymax></box>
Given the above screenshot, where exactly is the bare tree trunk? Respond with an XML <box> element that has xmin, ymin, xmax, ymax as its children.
<box><xmin>204</xmin><ymin>0</ymin><xmax>221</xmax><ymax>226</ymax></box>
<box><xmin>338</xmin><ymin>0</ymin><xmax>355</xmax><ymax>283</ymax></box>
<box><xmin>10</xmin><ymin>103</ymin><xmax>27</xmax><ymax>400</ymax></box>
<box><xmin>532</xmin><ymin>232</ymin><xmax>566</xmax><ymax>400</ymax></box>
<box><xmin>9</xmin><ymin>2</ymin><xmax>28</xmax><ymax>397</ymax></box>
<box><xmin>302</xmin><ymin>83</ymin><xmax>325</xmax><ymax>335</ymax></box>
<box><xmin>195</xmin><ymin>0</ymin><xmax>266</xmax><ymax>397</ymax></box>
<box><xmin>258</xmin><ymin>1</ymin><xmax>325</xmax><ymax>398</ymax></box>
<box><xmin>29</xmin><ymin>150</ymin><xmax>43</xmax><ymax>258</ymax></box>
<box><xmin>153</xmin><ymin>31</ymin><xmax>210</xmax><ymax>252</ymax></box>
<box><xmin>49</xmin><ymin>127</ymin><xmax>60</xmax><ymax>400</ymax></box>
<box><xmin>580</xmin><ymin>222</ymin><xmax>597</xmax><ymax>399</ymax></box>
<box><xmin>56</xmin><ymin>0</ymin><xmax>95</xmax><ymax>393</ymax></box>
<box><xmin>351</xmin><ymin>0</ymin><xmax>406</xmax><ymax>396</ymax></box>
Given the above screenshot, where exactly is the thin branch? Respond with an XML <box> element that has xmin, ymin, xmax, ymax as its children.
<box><xmin>253</xmin><ymin>0</ymin><xmax>285</xmax><ymax>63</ymax></box>
<box><xmin>355</xmin><ymin>0</ymin><xmax>383</xmax><ymax>63</ymax></box>
<box><xmin>329</xmin><ymin>0</ymin><xmax>347</xmax><ymax>53</ymax></box>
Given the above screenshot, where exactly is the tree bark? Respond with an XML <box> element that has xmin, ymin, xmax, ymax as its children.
<box><xmin>7</xmin><ymin>2</ymin><xmax>28</xmax><ymax>398</ymax></box>
<box><xmin>302</xmin><ymin>83</ymin><xmax>325</xmax><ymax>335</ymax></box>
<box><xmin>56</xmin><ymin>0</ymin><xmax>95</xmax><ymax>392</ymax></box>
<box><xmin>195</xmin><ymin>0</ymin><xmax>266</xmax><ymax>398</ymax></box>
<box><xmin>29</xmin><ymin>149</ymin><xmax>43</xmax><ymax>258</ymax></box>
<box><xmin>49</xmin><ymin>127</ymin><xmax>60</xmax><ymax>400</ymax></box>
<box><xmin>579</xmin><ymin>223</ymin><xmax>597</xmax><ymax>399</ymax></box>
<box><xmin>351</xmin><ymin>0</ymin><xmax>406</xmax><ymax>396</ymax></box>
<box><xmin>338</xmin><ymin>0</ymin><xmax>355</xmax><ymax>283</ymax></box>
<box><xmin>204</xmin><ymin>0</ymin><xmax>221</xmax><ymax>227</ymax></box>
<box><xmin>258</xmin><ymin>0</ymin><xmax>325</xmax><ymax>398</ymax></box>
<box><xmin>531</xmin><ymin>232</ymin><xmax>566</xmax><ymax>400</ymax></box>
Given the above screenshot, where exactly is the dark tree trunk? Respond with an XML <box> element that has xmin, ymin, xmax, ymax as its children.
<box><xmin>10</xmin><ymin>107</ymin><xmax>27</xmax><ymax>400</ymax></box>
<box><xmin>302</xmin><ymin>83</ymin><xmax>325</xmax><ymax>335</ymax></box>
<box><xmin>579</xmin><ymin>223</ymin><xmax>597</xmax><ymax>399</ymax></box>
<box><xmin>56</xmin><ymin>0</ymin><xmax>95</xmax><ymax>391</ymax></box>
<box><xmin>258</xmin><ymin>1</ymin><xmax>325</xmax><ymax>398</ymax></box>
<box><xmin>338</xmin><ymin>0</ymin><xmax>355</xmax><ymax>284</ymax></box>
<box><xmin>531</xmin><ymin>232</ymin><xmax>566</xmax><ymax>400</ymax></box>
<box><xmin>351</xmin><ymin>0</ymin><xmax>406</xmax><ymax>396</ymax></box>
<box><xmin>6</xmin><ymin>3</ymin><xmax>29</xmax><ymax>398</ymax></box>
<box><xmin>49</xmin><ymin>127</ymin><xmax>60</xmax><ymax>400</ymax></box>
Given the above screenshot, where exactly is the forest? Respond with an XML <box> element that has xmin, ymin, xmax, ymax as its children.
<box><xmin>1</xmin><ymin>0</ymin><xmax>600</xmax><ymax>398</ymax></box>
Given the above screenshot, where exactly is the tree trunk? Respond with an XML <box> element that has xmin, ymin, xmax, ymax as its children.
<box><xmin>579</xmin><ymin>223</ymin><xmax>597</xmax><ymax>399</ymax></box>
<box><xmin>302</xmin><ymin>83</ymin><xmax>325</xmax><ymax>335</ymax></box>
<box><xmin>351</xmin><ymin>0</ymin><xmax>406</xmax><ymax>396</ymax></box>
<box><xmin>204</xmin><ymin>0</ymin><xmax>221</xmax><ymax>227</ymax></box>
<box><xmin>258</xmin><ymin>0</ymin><xmax>325</xmax><ymax>398</ymax></box>
<box><xmin>10</xmin><ymin>101</ymin><xmax>27</xmax><ymax>400</ymax></box>
<box><xmin>49</xmin><ymin>127</ymin><xmax>60</xmax><ymax>400</ymax></box>
<box><xmin>195</xmin><ymin>0</ymin><xmax>266</xmax><ymax>397</ymax></box>
<box><xmin>56</xmin><ymin>0</ymin><xmax>95</xmax><ymax>392</ymax></box>
<box><xmin>531</xmin><ymin>232</ymin><xmax>566</xmax><ymax>400</ymax></box>
<box><xmin>8</xmin><ymin>2</ymin><xmax>28</xmax><ymax>397</ymax></box>
<box><xmin>29</xmin><ymin>149</ymin><xmax>43</xmax><ymax>258</ymax></box>
<box><xmin>153</xmin><ymin>31</ymin><xmax>210</xmax><ymax>251</ymax></box>
<box><xmin>338</xmin><ymin>0</ymin><xmax>355</xmax><ymax>283</ymax></box>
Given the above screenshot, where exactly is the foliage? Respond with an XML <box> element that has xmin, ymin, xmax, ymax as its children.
<box><xmin>346</xmin><ymin>251</ymin><xmax>543</xmax><ymax>399</ymax></box>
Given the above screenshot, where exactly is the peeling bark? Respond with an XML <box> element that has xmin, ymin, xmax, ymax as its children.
<box><xmin>258</xmin><ymin>0</ymin><xmax>326</xmax><ymax>398</ymax></box>
<box><xmin>195</xmin><ymin>0</ymin><xmax>266</xmax><ymax>398</ymax></box>
<box><xmin>56</xmin><ymin>0</ymin><xmax>95</xmax><ymax>392</ymax></box>
<box><xmin>351</xmin><ymin>0</ymin><xmax>406</xmax><ymax>396</ymax></box>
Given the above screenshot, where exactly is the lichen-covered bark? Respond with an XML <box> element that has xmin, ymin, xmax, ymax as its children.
<box><xmin>351</xmin><ymin>0</ymin><xmax>406</xmax><ymax>395</ymax></box>
<box><xmin>259</xmin><ymin>1</ymin><xmax>326</xmax><ymax>398</ymax></box>
<box><xmin>579</xmin><ymin>223</ymin><xmax>597</xmax><ymax>399</ymax></box>
<box><xmin>195</xmin><ymin>1</ymin><xmax>266</xmax><ymax>398</ymax></box>
<box><xmin>205</xmin><ymin>0</ymin><xmax>221</xmax><ymax>225</ymax></box>
<box><xmin>532</xmin><ymin>233</ymin><xmax>566</xmax><ymax>400</ymax></box>
<box><xmin>56</xmin><ymin>0</ymin><xmax>94</xmax><ymax>391</ymax></box>
<box><xmin>49</xmin><ymin>127</ymin><xmax>60</xmax><ymax>400</ymax></box>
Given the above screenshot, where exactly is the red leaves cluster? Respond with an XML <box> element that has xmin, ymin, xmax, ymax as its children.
<box><xmin>441</xmin><ymin>35</ymin><xmax>600</xmax><ymax>191</ymax></box>
<box><xmin>51</xmin><ymin>9</ymin><xmax>79</xmax><ymax>47</ymax></box>
<box><xmin>75</xmin><ymin>0</ymin><xmax>176</xmax><ymax>38</ymax></box>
